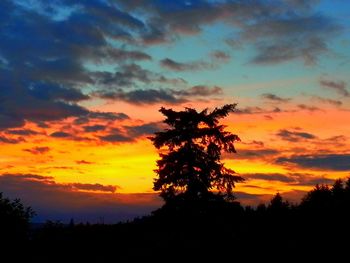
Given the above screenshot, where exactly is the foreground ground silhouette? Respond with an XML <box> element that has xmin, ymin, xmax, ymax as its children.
<box><xmin>2</xmin><ymin>178</ymin><xmax>350</xmax><ymax>262</ymax></box>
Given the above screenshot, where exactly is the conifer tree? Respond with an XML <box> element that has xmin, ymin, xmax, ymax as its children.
<box><xmin>150</xmin><ymin>104</ymin><xmax>243</xmax><ymax>202</ymax></box>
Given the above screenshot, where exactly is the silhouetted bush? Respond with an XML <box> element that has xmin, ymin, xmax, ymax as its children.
<box><xmin>0</xmin><ymin>192</ymin><xmax>35</xmax><ymax>242</ymax></box>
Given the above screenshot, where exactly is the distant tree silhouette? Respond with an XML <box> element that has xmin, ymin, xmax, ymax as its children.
<box><xmin>150</xmin><ymin>104</ymin><xmax>243</xmax><ymax>202</ymax></box>
<box><xmin>0</xmin><ymin>192</ymin><xmax>35</xmax><ymax>241</ymax></box>
<box><xmin>300</xmin><ymin>184</ymin><xmax>332</xmax><ymax>212</ymax></box>
<box><xmin>268</xmin><ymin>193</ymin><xmax>290</xmax><ymax>214</ymax></box>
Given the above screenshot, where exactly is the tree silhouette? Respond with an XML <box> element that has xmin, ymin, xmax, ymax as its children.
<box><xmin>150</xmin><ymin>104</ymin><xmax>243</xmax><ymax>202</ymax></box>
<box><xmin>0</xmin><ymin>192</ymin><xmax>35</xmax><ymax>241</ymax></box>
<box><xmin>300</xmin><ymin>184</ymin><xmax>333</xmax><ymax>212</ymax></box>
<box><xmin>268</xmin><ymin>193</ymin><xmax>290</xmax><ymax>213</ymax></box>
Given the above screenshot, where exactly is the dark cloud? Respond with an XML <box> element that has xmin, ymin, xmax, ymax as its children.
<box><xmin>325</xmin><ymin>135</ymin><xmax>347</xmax><ymax>144</ymax></box>
<box><xmin>90</xmin><ymin>48</ymin><xmax>152</xmax><ymax>63</ymax></box>
<box><xmin>276</xmin><ymin>129</ymin><xmax>317</xmax><ymax>142</ymax></box>
<box><xmin>173</xmin><ymin>85</ymin><xmax>223</xmax><ymax>96</ymax></box>
<box><xmin>245</xmin><ymin>173</ymin><xmax>296</xmax><ymax>183</ymax></box>
<box><xmin>0</xmin><ymin>0</ymin><xmax>343</xmax><ymax>134</ymax></box>
<box><xmin>234</xmin><ymin>106</ymin><xmax>264</xmax><ymax>115</ymax></box>
<box><xmin>83</xmin><ymin>125</ymin><xmax>107</xmax><ymax>132</ymax></box>
<box><xmin>50</xmin><ymin>131</ymin><xmax>71</xmax><ymax>138</ymax></box>
<box><xmin>95</xmin><ymin>63</ymin><xmax>185</xmax><ymax>90</ymax></box>
<box><xmin>5</xmin><ymin>129</ymin><xmax>39</xmax><ymax>136</ymax></box>
<box><xmin>0</xmin><ymin>135</ymin><xmax>25</xmax><ymax>144</ymax></box>
<box><xmin>99</xmin><ymin>89</ymin><xmax>185</xmax><ymax>105</ymax></box>
<box><xmin>124</xmin><ymin>122</ymin><xmax>165</xmax><ymax>138</ymax></box>
<box><xmin>312</xmin><ymin>96</ymin><xmax>342</xmax><ymax>106</ymax></box>
<box><xmin>76</xmin><ymin>160</ymin><xmax>95</xmax><ymax>165</ymax></box>
<box><xmin>73</xmin><ymin>111</ymin><xmax>129</xmax><ymax>125</ymax></box>
<box><xmin>99</xmin><ymin>122</ymin><xmax>166</xmax><ymax>143</ymax></box>
<box><xmin>0</xmin><ymin>1</ymin><xmax>150</xmax><ymax>131</ymax></box>
<box><xmin>160</xmin><ymin>58</ymin><xmax>214</xmax><ymax>71</ymax></box>
<box><xmin>301</xmin><ymin>176</ymin><xmax>334</xmax><ymax>186</ymax></box>
<box><xmin>234</xmin><ymin>106</ymin><xmax>287</xmax><ymax>115</ymax></box>
<box><xmin>320</xmin><ymin>80</ymin><xmax>349</xmax><ymax>97</ymax></box>
<box><xmin>297</xmin><ymin>104</ymin><xmax>320</xmax><ymax>111</ymax></box>
<box><xmin>96</xmin><ymin>64</ymin><xmax>154</xmax><ymax>87</ymax></box>
<box><xmin>99</xmin><ymin>85</ymin><xmax>222</xmax><ymax>105</ymax></box>
<box><xmin>0</xmin><ymin>79</ymin><xmax>89</xmax><ymax>130</ymax></box>
<box><xmin>118</xmin><ymin>0</ymin><xmax>337</xmax><ymax>67</ymax></box>
<box><xmin>210</xmin><ymin>50</ymin><xmax>231</xmax><ymax>62</ymax></box>
<box><xmin>246</xmin><ymin>15</ymin><xmax>339</xmax><ymax>65</ymax></box>
<box><xmin>28</xmin><ymin>83</ymin><xmax>90</xmax><ymax>102</ymax></box>
<box><xmin>243</xmin><ymin>172</ymin><xmax>335</xmax><ymax>186</ymax></box>
<box><xmin>70</xmin><ymin>183</ymin><xmax>118</xmax><ymax>193</ymax></box>
<box><xmin>89</xmin><ymin>112</ymin><xmax>129</xmax><ymax>121</ymax></box>
<box><xmin>261</xmin><ymin>93</ymin><xmax>291</xmax><ymax>103</ymax></box>
<box><xmin>0</xmin><ymin>173</ymin><xmax>159</xmax><ymax>223</ymax></box>
<box><xmin>276</xmin><ymin>154</ymin><xmax>350</xmax><ymax>171</ymax></box>
<box><xmin>23</xmin><ymin>146</ymin><xmax>50</xmax><ymax>155</ymax></box>
<box><xmin>241</xmin><ymin>140</ymin><xmax>265</xmax><ymax>147</ymax></box>
<box><xmin>224</xmin><ymin>149</ymin><xmax>279</xmax><ymax>160</ymax></box>
<box><xmin>99</xmin><ymin>130</ymin><xmax>133</xmax><ymax>143</ymax></box>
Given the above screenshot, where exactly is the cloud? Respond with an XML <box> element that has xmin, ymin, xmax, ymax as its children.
<box><xmin>210</xmin><ymin>50</ymin><xmax>231</xmax><ymax>62</ymax></box>
<box><xmin>5</xmin><ymin>129</ymin><xmax>39</xmax><ymax>136</ymax></box>
<box><xmin>245</xmin><ymin>15</ymin><xmax>340</xmax><ymax>65</ymax></box>
<box><xmin>96</xmin><ymin>64</ymin><xmax>154</xmax><ymax>87</ymax></box>
<box><xmin>99</xmin><ymin>89</ymin><xmax>185</xmax><ymax>105</ymax></box>
<box><xmin>0</xmin><ymin>173</ymin><xmax>160</xmax><ymax>223</ymax></box>
<box><xmin>160</xmin><ymin>58</ymin><xmax>214</xmax><ymax>71</ymax></box>
<box><xmin>95</xmin><ymin>63</ymin><xmax>185</xmax><ymax>90</ymax></box>
<box><xmin>23</xmin><ymin>146</ymin><xmax>50</xmax><ymax>155</ymax></box>
<box><xmin>99</xmin><ymin>122</ymin><xmax>165</xmax><ymax>143</ymax></box>
<box><xmin>312</xmin><ymin>96</ymin><xmax>342</xmax><ymax>106</ymax></box>
<box><xmin>99</xmin><ymin>130</ymin><xmax>133</xmax><ymax>143</ymax></box>
<box><xmin>261</xmin><ymin>93</ymin><xmax>291</xmax><ymax>103</ymax></box>
<box><xmin>76</xmin><ymin>160</ymin><xmax>95</xmax><ymax>165</ymax></box>
<box><xmin>0</xmin><ymin>135</ymin><xmax>25</xmax><ymax>144</ymax></box>
<box><xmin>234</xmin><ymin>106</ymin><xmax>287</xmax><ymax>115</ymax></box>
<box><xmin>98</xmin><ymin>85</ymin><xmax>222</xmax><ymax>105</ymax></box>
<box><xmin>0</xmin><ymin>0</ymin><xmax>344</xmax><ymax>137</ymax></box>
<box><xmin>70</xmin><ymin>183</ymin><xmax>118</xmax><ymax>193</ymax></box>
<box><xmin>234</xmin><ymin>106</ymin><xmax>264</xmax><ymax>115</ymax></box>
<box><xmin>276</xmin><ymin>129</ymin><xmax>317</xmax><ymax>142</ymax></box>
<box><xmin>83</xmin><ymin>125</ymin><xmax>107</xmax><ymax>132</ymax></box>
<box><xmin>244</xmin><ymin>173</ymin><xmax>296</xmax><ymax>183</ymax></box>
<box><xmin>50</xmin><ymin>131</ymin><xmax>71</xmax><ymax>138</ymax></box>
<box><xmin>242</xmin><ymin>172</ymin><xmax>335</xmax><ymax>186</ymax></box>
<box><xmin>0</xmin><ymin>1</ymin><xmax>150</xmax><ymax>131</ymax></box>
<box><xmin>276</xmin><ymin>154</ymin><xmax>350</xmax><ymax>171</ymax></box>
<box><xmin>320</xmin><ymin>80</ymin><xmax>349</xmax><ymax>97</ymax></box>
<box><xmin>173</xmin><ymin>85</ymin><xmax>223</xmax><ymax>96</ymax></box>
<box><xmin>224</xmin><ymin>149</ymin><xmax>279</xmax><ymax>160</ymax></box>
<box><xmin>73</xmin><ymin>111</ymin><xmax>130</xmax><ymax>125</ymax></box>
<box><xmin>297</xmin><ymin>104</ymin><xmax>320</xmax><ymax>111</ymax></box>
<box><xmin>124</xmin><ymin>122</ymin><xmax>165</xmax><ymax>138</ymax></box>
<box><xmin>88</xmin><ymin>112</ymin><xmax>129</xmax><ymax>121</ymax></box>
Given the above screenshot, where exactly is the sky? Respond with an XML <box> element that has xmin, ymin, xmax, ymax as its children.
<box><xmin>0</xmin><ymin>0</ymin><xmax>350</xmax><ymax>223</ymax></box>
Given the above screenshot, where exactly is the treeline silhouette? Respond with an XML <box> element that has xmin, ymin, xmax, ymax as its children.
<box><xmin>2</xmin><ymin>177</ymin><xmax>350</xmax><ymax>262</ymax></box>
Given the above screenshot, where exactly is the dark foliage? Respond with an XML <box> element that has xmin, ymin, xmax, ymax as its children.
<box><xmin>150</xmin><ymin>104</ymin><xmax>243</xmax><ymax>202</ymax></box>
<box><xmin>0</xmin><ymin>192</ymin><xmax>35</xmax><ymax>242</ymax></box>
<box><xmin>2</xmin><ymin>177</ymin><xmax>350</xmax><ymax>262</ymax></box>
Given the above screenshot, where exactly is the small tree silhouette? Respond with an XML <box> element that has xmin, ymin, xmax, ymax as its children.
<box><xmin>268</xmin><ymin>193</ymin><xmax>290</xmax><ymax>213</ymax></box>
<box><xmin>150</xmin><ymin>104</ymin><xmax>243</xmax><ymax>203</ymax></box>
<box><xmin>0</xmin><ymin>192</ymin><xmax>35</xmax><ymax>241</ymax></box>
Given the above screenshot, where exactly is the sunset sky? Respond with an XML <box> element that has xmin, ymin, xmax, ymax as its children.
<box><xmin>1</xmin><ymin>0</ymin><xmax>350</xmax><ymax>223</ymax></box>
